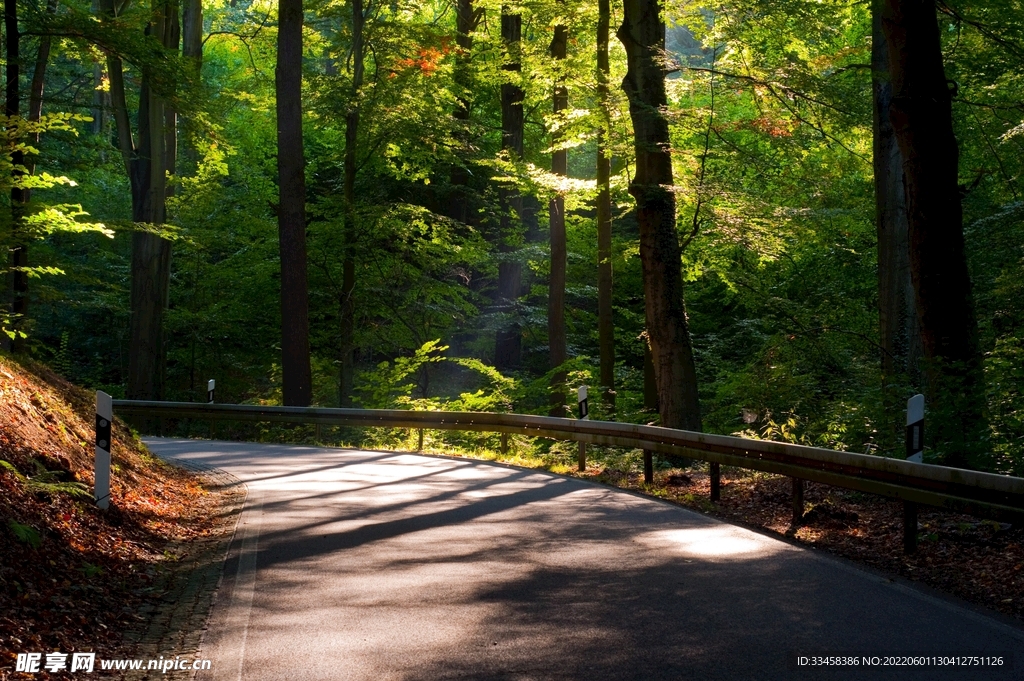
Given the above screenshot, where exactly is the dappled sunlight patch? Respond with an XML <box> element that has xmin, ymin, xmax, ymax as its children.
<box><xmin>638</xmin><ymin>525</ymin><xmax>788</xmax><ymax>560</ymax></box>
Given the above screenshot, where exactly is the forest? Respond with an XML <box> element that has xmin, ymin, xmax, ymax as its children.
<box><xmin>0</xmin><ymin>0</ymin><xmax>1021</xmax><ymax>474</ymax></box>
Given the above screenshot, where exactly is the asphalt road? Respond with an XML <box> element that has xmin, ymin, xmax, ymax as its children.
<box><xmin>144</xmin><ymin>438</ymin><xmax>1024</xmax><ymax>680</ymax></box>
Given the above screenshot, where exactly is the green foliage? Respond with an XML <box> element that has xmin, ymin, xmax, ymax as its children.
<box><xmin>79</xmin><ymin>562</ymin><xmax>104</xmax><ymax>578</ymax></box>
<box><xmin>1</xmin><ymin>457</ymin><xmax>93</xmax><ymax>500</ymax></box>
<box><xmin>7</xmin><ymin>519</ymin><xmax>42</xmax><ymax>549</ymax></box>
<box><xmin>354</xmin><ymin>339</ymin><xmax>517</xmax><ymax>413</ymax></box>
<box><xmin>14</xmin><ymin>0</ymin><xmax>1024</xmax><ymax>474</ymax></box>
<box><xmin>354</xmin><ymin>339</ymin><xmax>449</xmax><ymax>409</ymax></box>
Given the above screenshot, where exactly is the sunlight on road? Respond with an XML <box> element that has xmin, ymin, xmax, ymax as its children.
<box><xmin>639</xmin><ymin>526</ymin><xmax>787</xmax><ymax>559</ymax></box>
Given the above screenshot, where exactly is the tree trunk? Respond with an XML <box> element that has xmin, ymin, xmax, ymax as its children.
<box><xmin>181</xmin><ymin>0</ymin><xmax>202</xmax><ymax>167</ymax></box>
<box><xmin>339</xmin><ymin>0</ymin><xmax>364</xmax><ymax>407</ymax></box>
<box><xmin>596</xmin><ymin>0</ymin><xmax>615</xmax><ymax>410</ymax></box>
<box><xmin>6</xmin><ymin>0</ymin><xmax>27</xmax><ymax>353</ymax></box>
<box><xmin>879</xmin><ymin>0</ymin><xmax>988</xmax><ymax>468</ymax></box>
<box><xmin>27</xmin><ymin>0</ymin><xmax>58</xmax><ymax>172</ymax></box>
<box><xmin>126</xmin><ymin>0</ymin><xmax>178</xmax><ymax>401</ymax></box>
<box><xmin>495</xmin><ymin>5</ymin><xmax>523</xmax><ymax>370</ymax></box>
<box><xmin>182</xmin><ymin>0</ymin><xmax>202</xmax><ymax>67</ymax></box>
<box><xmin>874</xmin><ymin>2</ymin><xmax>919</xmax><ymax>384</ymax></box>
<box><xmin>548</xmin><ymin>20</ymin><xmax>567</xmax><ymax>416</ymax></box>
<box><xmin>449</xmin><ymin>0</ymin><xmax>476</xmax><ymax>224</ymax></box>
<box><xmin>90</xmin><ymin>0</ymin><xmax>107</xmax><ymax>139</ymax></box>
<box><xmin>618</xmin><ymin>0</ymin><xmax>701</xmax><ymax>432</ymax></box>
<box><xmin>162</xmin><ymin>0</ymin><xmax>179</xmax><ymax>199</ymax></box>
<box><xmin>873</xmin><ymin>0</ymin><xmax>921</xmax><ymax>454</ymax></box>
<box><xmin>276</xmin><ymin>0</ymin><xmax>313</xmax><ymax>406</ymax></box>
<box><xmin>4</xmin><ymin>0</ymin><xmax>60</xmax><ymax>354</ymax></box>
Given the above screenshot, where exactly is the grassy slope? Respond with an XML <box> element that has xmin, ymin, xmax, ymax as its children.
<box><xmin>0</xmin><ymin>354</ymin><xmax>220</xmax><ymax>676</ymax></box>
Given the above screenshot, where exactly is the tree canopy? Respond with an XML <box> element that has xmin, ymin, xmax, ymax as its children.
<box><xmin>3</xmin><ymin>0</ymin><xmax>1023</xmax><ymax>473</ymax></box>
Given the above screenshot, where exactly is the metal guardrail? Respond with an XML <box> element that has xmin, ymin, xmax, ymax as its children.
<box><xmin>113</xmin><ymin>400</ymin><xmax>1024</xmax><ymax>524</ymax></box>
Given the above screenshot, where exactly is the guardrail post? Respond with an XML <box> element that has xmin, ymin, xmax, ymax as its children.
<box><xmin>643</xmin><ymin>451</ymin><xmax>653</xmax><ymax>484</ymax></box>
<box><xmin>792</xmin><ymin>478</ymin><xmax>804</xmax><ymax>524</ymax></box>
<box><xmin>904</xmin><ymin>501</ymin><xmax>918</xmax><ymax>554</ymax></box>
<box><xmin>710</xmin><ymin>462</ymin><xmax>720</xmax><ymax>502</ymax></box>
<box><xmin>578</xmin><ymin>441</ymin><xmax>586</xmax><ymax>472</ymax></box>
<box><xmin>417</xmin><ymin>428</ymin><xmax>424</xmax><ymax>452</ymax></box>
<box><xmin>500</xmin><ymin>433</ymin><xmax>508</xmax><ymax>456</ymax></box>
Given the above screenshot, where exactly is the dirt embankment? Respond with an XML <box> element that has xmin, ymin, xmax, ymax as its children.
<box><xmin>0</xmin><ymin>355</ymin><xmax>224</xmax><ymax>677</ymax></box>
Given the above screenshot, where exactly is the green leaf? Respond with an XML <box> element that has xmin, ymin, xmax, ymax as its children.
<box><xmin>7</xmin><ymin>520</ymin><xmax>42</xmax><ymax>549</ymax></box>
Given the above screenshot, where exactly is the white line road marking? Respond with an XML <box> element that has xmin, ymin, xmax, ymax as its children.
<box><xmin>224</xmin><ymin>489</ymin><xmax>263</xmax><ymax>681</ymax></box>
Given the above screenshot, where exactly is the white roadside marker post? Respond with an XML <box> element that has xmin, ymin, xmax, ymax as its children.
<box><xmin>904</xmin><ymin>393</ymin><xmax>925</xmax><ymax>554</ymax></box>
<box><xmin>577</xmin><ymin>386</ymin><xmax>589</xmax><ymax>472</ymax></box>
<box><xmin>906</xmin><ymin>393</ymin><xmax>924</xmax><ymax>463</ymax></box>
<box><xmin>208</xmin><ymin>379</ymin><xmax>217</xmax><ymax>440</ymax></box>
<box><xmin>94</xmin><ymin>391</ymin><xmax>112</xmax><ymax>510</ymax></box>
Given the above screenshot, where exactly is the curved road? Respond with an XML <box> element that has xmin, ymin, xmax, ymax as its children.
<box><xmin>145</xmin><ymin>438</ymin><xmax>1024</xmax><ymax>680</ymax></box>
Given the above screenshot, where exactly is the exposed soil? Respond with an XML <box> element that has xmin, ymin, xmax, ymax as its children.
<box><xmin>0</xmin><ymin>356</ymin><xmax>226</xmax><ymax>679</ymax></box>
<box><xmin>583</xmin><ymin>463</ymin><xmax>1024</xmax><ymax>622</ymax></box>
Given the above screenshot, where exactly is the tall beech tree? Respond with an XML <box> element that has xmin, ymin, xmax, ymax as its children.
<box><xmin>880</xmin><ymin>0</ymin><xmax>988</xmax><ymax>467</ymax></box>
<box><xmin>449</xmin><ymin>0</ymin><xmax>478</xmax><ymax>224</ymax></box>
<box><xmin>102</xmin><ymin>0</ymin><xmax>179</xmax><ymax>400</ymax></box>
<box><xmin>5</xmin><ymin>0</ymin><xmax>26</xmax><ymax>353</ymax></box>
<box><xmin>618</xmin><ymin>0</ymin><xmax>701</xmax><ymax>432</ymax></box>
<box><xmin>338</xmin><ymin>0</ymin><xmax>365</xmax><ymax>406</ymax></box>
<box><xmin>596</xmin><ymin>0</ymin><xmax>614</xmax><ymax>410</ymax></box>
<box><xmin>7</xmin><ymin>0</ymin><xmax>61</xmax><ymax>355</ymax></box>
<box><xmin>547</xmin><ymin>14</ymin><xmax>568</xmax><ymax>415</ymax></box>
<box><xmin>873</xmin><ymin>0</ymin><xmax>921</xmax><ymax>450</ymax></box>
<box><xmin>495</xmin><ymin>4</ymin><xmax>524</xmax><ymax>370</ymax></box>
<box><xmin>181</xmin><ymin>0</ymin><xmax>202</xmax><ymax>165</ymax></box>
<box><xmin>276</xmin><ymin>0</ymin><xmax>313</xmax><ymax>406</ymax></box>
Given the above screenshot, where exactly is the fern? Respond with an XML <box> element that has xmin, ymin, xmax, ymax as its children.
<box><xmin>26</xmin><ymin>479</ymin><xmax>93</xmax><ymax>499</ymax></box>
<box><xmin>7</xmin><ymin>520</ymin><xmax>41</xmax><ymax>549</ymax></box>
<box><xmin>1</xmin><ymin>458</ymin><xmax>92</xmax><ymax>499</ymax></box>
<box><xmin>0</xmin><ymin>459</ymin><xmax>25</xmax><ymax>480</ymax></box>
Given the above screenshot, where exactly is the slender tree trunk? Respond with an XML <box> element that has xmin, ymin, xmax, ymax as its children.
<box><xmin>642</xmin><ymin>338</ymin><xmax>657</xmax><ymax>465</ymax></box>
<box><xmin>90</xmin><ymin>0</ymin><xmax>106</xmax><ymax>138</ymax></box>
<box><xmin>276</xmin><ymin>0</ymin><xmax>313</xmax><ymax>406</ymax></box>
<box><xmin>181</xmin><ymin>0</ymin><xmax>202</xmax><ymax>167</ymax></box>
<box><xmin>91</xmin><ymin>63</ymin><xmax>106</xmax><ymax>137</ymax></box>
<box><xmin>162</xmin><ymin>0</ymin><xmax>179</xmax><ymax>196</ymax></box>
<box><xmin>182</xmin><ymin>0</ymin><xmax>202</xmax><ymax>73</ymax></box>
<box><xmin>596</xmin><ymin>0</ymin><xmax>615</xmax><ymax>410</ymax></box>
<box><xmin>873</xmin><ymin>0</ymin><xmax>921</xmax><ymax>453</ymax></box>
<box><xmin>449</xmin><ymin>0</ymin><xmax>476</xmax><ymax>223</ymax></box>
<box><xmin>880</xmin><ymin>0</ymin><xmax>988</xmax><ymax>468</ymax></box>
<box><xmin>125</xmin><ymin>0</ymin><xmax>179</xmax><ymax>401</ymax></box>
<box><xmin>495</xmin><ymin>5</ymin><xmax>523</xmax><ymax>370</ymax></box>
<box><xmin>6</xmin><ymin>0</ymin><xmax>27</xmax><ymax>353</ymax></box>
<box><xmin>27</xmin><ymin>0</ymin><xmax>58</xmax><ymax>171</ymax></box>
<box><xmin>548</xmin><ymin>20</ymin><xmax>567</xmax><ymax>416</ymax></box>
<box><xmin>618</xmin><ymin>0</ymin><xmax>701</xmax><ymax>432</ymax></box>
<box><xmin>3</xmin><ymin>0</ymin><xmax>60</xmax><ymax>354</ymax></box>
<box><xmin>339</xmin><ymin>0</ymin><xmax>364</xmax><ymax>406</ymax></box>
